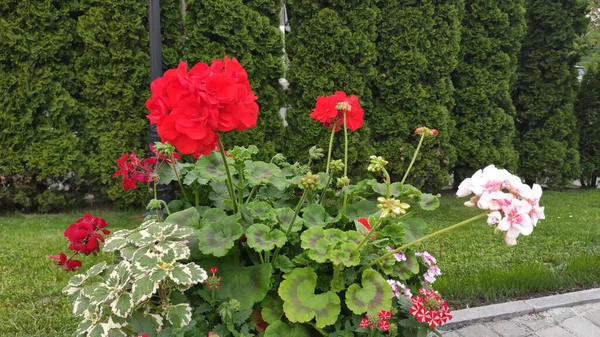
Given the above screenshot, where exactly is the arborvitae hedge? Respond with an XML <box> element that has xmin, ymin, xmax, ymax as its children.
<box><xmin>574</xmin><ymin>64</ymin><xmax>600</xmax><ymax>188</ymax></box>
<box><xmin>0</xmin><ymin>0</ymin><xmax>83</xmax><ymax>211</ymax></box>
<box><xmin>512</xmin><ymin>0</ymin><xmax>588</xmax><ymax>185</ymax></box>
<box><xmin>284</xmin><ymin>0</ymin><xmax>378</xmax><ymax>177</ymax></box>
<box><xmin>75</xmin><ymin>0</ymin><xmax>153</xmax><ymax>207</ymax></box>
<box><xmin>370</xmin><ymin>0</ymin><xmax>462</xmax><ymax>191</ymax></box>
<box><xmin>451</xmin><ymin>0</ymin><xmax>525</xmax><ymax>184</ymax></box>
<box><xmin>182</xmin><ymin>0</ymin><xmax>285</xmax><ymax>160</ymax></box>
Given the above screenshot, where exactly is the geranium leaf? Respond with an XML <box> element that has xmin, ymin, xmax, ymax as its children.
<box><xmin>264</xmin><ymin>321</ymin><xmax>312</xmax><ymax>337</ymax></box>
<box><xmin>245</xmin><ymin>223</ymin><xmax>287</xmax><ymax>252</ymax></box>
<box><xmin>182</xmin><ymin>169</ymin><xmax>208</xmax><ymax>186</ymax></box>
<box><xmin>273</xmin><ymin>255</ymin><xmax>295</xmax><ymax>273</ymax></box>
<box><xmin>166</xmin><ymin>303</ymin><xmax>192</xmax><ymax>328</ymax></box>
<box><xmin>382</xmin><ymin>224</ymin><xmax>405</xmax><ymax>246</ymax></box>
<box><xmin>195</xmin><ymin>151</ymin><xmax>230</xmax><ymax>182</ymax></box>
<box><xmin>199</xmin><ymin>248</ymin><xmax>272</xmax><ymax>309</ymax></box>
<box><xmin>278</xmin><ymin>267</ymin><xmax>341</xmax><ymax>328</ymax></box>
<box><xmin>324</xmin><ymin>228</ymin><xmax>346</xmax><ymax>246</ymax></box>
<box><xmin>245</xmin><ymin>201</ymin><xmax>278</xmax><ymax>225</ymax></box>
<box><xmin>300</xmin><ymin>227</ymin><xmax>330</xmax><ymax>263</ymax></box>
<box><xmin>399</xmin><ymin>184</ymin><xmax>423</xmax><ymax>201</ymax></box>
<box><xmin>329</xmin><ymin>242</ymin><xmax>360</xmax><ymax>267</ymax></box>
<box><xmin>401</xmin><ymin>218</ymin><xmax>428</xmax><ymax>244</ymax></box>
<box><xmin>200</xmin><ymin>208</ymin><xmax>227</xmax><ymax>227</ymax></box>
<box><xmin>197</xmin><ymin>214</ymin><xmax>243</xmax><ymax>257</ymax></box>
<box><xmin>345</xmin><ymin>269</ymin><xmax>392</xmax><ymax>315</ymax></box>
<box><xmin>244</xmin><ymin>161</ymin><xmax>289</xmax><ymax>190</ymax></box>
<box><xmin>345</xmin><ymin>200</ymin><xmax>379</xmax><ymax>221</ymax></box>
<box><xmin>157</xmin><ymin>162</ymin><xmax>179</xmax><ymax>185</ymax></box>
<box><xmin>110</xmin><ymin>292</ymin><xmax>133</xmax><ymax>318</ymax></box>
<box><xmin>302</xmin><ymin>203</ymin><xmax>333</xmax><ymax>228</ymax></box>
<box><xmin>276</xmin><ymin>207</ymin><xmax>304</xmax><ymax>232</ymax></box>
<box><xmin>164</xmin><ymin>207</ymin><xmax>200</xmax><ymax>229</ymax></box>
<box><xmin>345</xmin><ymin>230</ymin><xmax>363</xmax><ymax>245</ymax></box>
<box><xmin>208</xmin><ymin>181</ymin><xmax>231</xmax><ymax>209</ymax></box>
<box><xmin>261</xmin><ymin>295</ymin><xmax>284</xmax><ymax>324</ymax></box>
<box><xmin>419</xmin><ymin>193</ymin><xmax>440</xmax><ymax>211</ymax></box>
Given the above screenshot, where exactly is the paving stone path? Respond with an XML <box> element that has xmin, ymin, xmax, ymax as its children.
<box><xmin>441</xmin><ymin>302</ymin><xmax>600</xmax><ymax>337</ymax></box>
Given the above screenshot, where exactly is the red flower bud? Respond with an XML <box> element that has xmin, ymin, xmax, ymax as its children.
<box><xmin>210</xmin><ymin>267</ymin><xmax>218</xmax><ymax>274</ymax></box>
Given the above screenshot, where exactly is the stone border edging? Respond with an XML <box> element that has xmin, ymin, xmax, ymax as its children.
<box><xmin>441</xmin><ymin>288</ymin><xmax>600</xmax><ymax>330</ymax></box>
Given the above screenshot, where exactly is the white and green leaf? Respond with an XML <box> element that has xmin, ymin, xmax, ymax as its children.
<box><xmin>166</xmin><ymin>303</ymin><xmax>192</xmax><ymax>328</ymax></box>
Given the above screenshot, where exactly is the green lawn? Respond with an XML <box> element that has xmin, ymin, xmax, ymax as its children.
<box><xmin>0</xmin><ymin>189</ymin><xmax>598</xmax><ymax>336</ymax></box>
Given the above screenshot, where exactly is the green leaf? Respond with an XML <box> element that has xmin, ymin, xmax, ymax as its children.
<box><xmin>329</xmin><ymin>242</ymin><xmax>360</xmax><ymax>267</ymax></box>
<box><xmin>382</xmin><ymin>224</ymin><xmax>405</xmax><ymax>246</ymax></box>
<box><xmin>182</xmin><ymin>169</ymin><xmax>208</xmax><ymax>185</ymax></box>
<box><xmin>324</xmin><ymin>229</ymin><xmax>346</xmax><ymax>246</ymax></box>
<box><xmin>302</xmin><ymin>203</ymin><xmax>333</xmax><ymax>228</ymax></box>
<box><xmin>276</xmin><ymin>207</ymin><xmax>304</xmax><ymax>233</ymax></box>
<box><xmin>158</xmin><ymin>162</ymin><xmax>180</xmax><ymax>185</ymax></box>
<box><xmin>164</xmin><ymin>207</ymin><xmax>200</xmax><ymax>228</ymax></box>
<box><xmin>246</xmin><ymin>223</ymin><xmax>287</xmax><ymax>252</ymax></box>
<box><xmin>170</xmin><ymin>264</ymin><xmax>194</xmax><ymax>285</ymax></box>
<box><xmin>199</xmin><ymin>248</ymin><xmax>273</xmax><ymax>309</ymax></box>
<box><xmin>166</xmin><ymin>303</ymin><xmax>192</xmax><ymax>328</ymax></box>
<box><xmin>244</xmin><ymin>161</ymin><xmax>289</xmax><ymax>190</ymax></box>
<box><xmin>345</xmin><ymin>269</ymin><xmax>392</xmax><ymax>315</ymax></box>
<box><xmin>198</xmin><ymin>214</ymin><xmax>243</xmax><ymax>257</ymax></box>
<box><xmin>230</xmin><ymin>145</ymin><xmax>259</xmax><ymax>161</ymax></box>
<box><xmin>264</xmin><ymin>321</ymin><xmax>312</xmax><ymax>337</ymax></box>
<box><xmin>345</xmin><ymin>200</ymin><xmax>379</xmax><ymax>221</ymax></box>
<box><xmin>89</xmin><ymin>285</ymin><xmax>111</xmax><ymax>305</ymax></box>
<box><xmin>87</xmin><ymin>324</ymin><xmax>108</xmax><ymax>337</ymax></box>
<box><xmin>68</xmin><ymin>274</ymin><xmax>86</xmax><ymax>287</ymax></box>
<box><xmin>111</xmin><ymin>292</ymin><xmax>133</xmax><ymax>318</ymax></box>
<box><xmin>195</xmin><ymin>151</ymin><xmax>230</xmax><ymax>182</ymax></box>
<box><xmin>103</xmin><ymin>236</ymin><xmax>128</xmax><ymax>252</ymax></box>
<box><xmin>401</xmin><ymin>219</ymin><xmax>428</xmax><ymax>245</ymax></box>
<box><xmin>278</xmin><ymin>267</ymin><xmax>341</xmax><ymax>328</ymax></box>
<box><xmin>245</xmin><ymin>201</ymin><xmax>278</xmax><ymax>225</ymax></box>
<box><xmin>419</xmin><ymin>193</ymin><xmax>440</xmax><ymax>211</ymax></box>
<box><xmin>200</xmin><ymin>208</ymin><xmax>227</xmax><ymax>227</ymax></box>
<box><xmin>132</xmin><ymin>274</ymin><xmax>157</xmax><ymax>304</ymax></box>
<box><xmin>72</xmin><ymin>295</ymin><xmax>90</xmax><ymax>317</ymax></box>
<box><xmin>273</xmin><ymin>255</ymin><xmax>295</xmax><ymax>273</ymax></box>
<box><xmin>300</xmin><ymin>227</ymin><xmax>330</xmax><ymax>263</ymax></box>
<box><xmin>209</xmin><ymin>181</ymin><xmax>231</xmax><ymax>209</ymax></box>
<box><xmin>261</xmin><ymin>295</ymin><xmax>284</xmax><ymax>324</ymax></box>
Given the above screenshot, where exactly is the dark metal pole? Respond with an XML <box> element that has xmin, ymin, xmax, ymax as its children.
<box><xmin>148</xmin><ymin>0</ymin><xmax>172</xmax><ymax>204</ymax></box>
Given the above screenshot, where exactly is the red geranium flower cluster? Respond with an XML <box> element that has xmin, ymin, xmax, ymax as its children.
<box><xmin>409</xmin><ymin>288</ymin><xmax>452</xmax><ymax>328</ymax></box>
<box><xmin>113</xmin><ymin>145</ymin><xmax>179</xmax><ymax>191</ymax></box>
<box><xmin>359</xmin><ymin>310</ymin><xmax>392</xmax><ymax>332</ymax></box>
<box><xmin>49</xmin><ymin>214</ymin><xmax>109</xmax><ymax>272</ymax></box>
<box><xmin>205</xmin><ymin>266</ymin><xmax>222</xmax><ymax>290</ymax></box>
<box><xmin>310</xmin><ymin>91</ymin><xmax>363</xmax><ymax>132</ymax></box>
<box><xmin>146</xmin><ymin>57</ymin><xmax>259</xmax><ymax>157</ymax></box>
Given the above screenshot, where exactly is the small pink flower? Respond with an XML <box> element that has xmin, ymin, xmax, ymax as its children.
<box><xmin>378</xmin><ymin>320</ymin><xmax>390</xmax><ymax>331</ymax></box>
<box><xmin>360</xmin><ymin>317</ymin><xmax>371</xmax><ymax>329</ymax></box>
<box><xmin>487</xmin><ymin>211</ymin><xmax>502</xmax><ymax>225</ymax></box>
<box><xmin>498</xmin><ymin>199</ymin><xmax>533</xmax><ymax>241</ymax></box>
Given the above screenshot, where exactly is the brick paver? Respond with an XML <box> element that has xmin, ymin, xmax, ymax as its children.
<box><xmin>442</xmin><ymin>302</ymin><xmax>600</xmax><ymax>337</ymax></box>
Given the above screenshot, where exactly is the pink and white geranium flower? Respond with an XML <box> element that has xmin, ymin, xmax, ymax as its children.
<box><xmin>457</xmin><ymin>165</ymin><xmax>544</xmax><ymax>246</ymax></box>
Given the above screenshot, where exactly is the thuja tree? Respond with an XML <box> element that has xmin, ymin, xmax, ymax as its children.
<box><xmin>0</xmin><ymin>0</ymin><xmax>83</xmax><ymax>211</ymax></box>
<box><xmin>284</xmin><ymin>0</ymin><xmax>378</xmax><ymax>177</ymax></box>
<box><xmin>160</xmin><ymin>0</ymin><xmax>185</xmax><ymax>68</ymax></box>
<box><xmin>182</xmin><ymin>0</ymin><xmax>285</xmax><ymax>160</ymax></box>
<box><xmin>450</xmin><ymin>0</ymin><xmax>526</xmax><ymax>184</ymax></box>
<box><xmin>75</xmin><ymin>0</ymin><xmax>152</xmax><ymax>206</ymax></box>
<box><xmin>370</xmin><ymin>0</ymin><xmax>462</xmax><ymax>191</ymax></box>
<box><xmin>512</xmin><ymin>0</ymin><xmax>588</xmax><ymax>185</ymax></box>
<box><xmin>574</xmin><ymin>64</ymin><xmax>600</xmax><ymax>187</ymax></box>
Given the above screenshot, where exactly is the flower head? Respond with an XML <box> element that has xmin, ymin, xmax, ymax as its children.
<box><xmin>377</xmin><ymin>197</ymin><xmax>410</xmax><ymax>218</ymax></box>
<box><xmin>113</xmin><ymin>151</ymin><xmax>158</xmax><ymax>191</ymax></box>
<box><xmin>414</xmin><ymin>127</ymin><xmax>438</xmax><ymax>137</ymax></box>
<box><xmin>409</xmin><ymin>289</ymin><xmax>452</xmax><ymax>328</ymax></box>
<box><xmin>367</xmin><ymin>155</ymin><xmax>388</xmax><ymax>173</ymax></box>
<box><xmin>310</xmin><ymin>91</ymin><xmax>364</xmax><ymax>132</ymax></box>
<box><xmin>63</xmin><ymin>214</ymin><xmax>109</xmax><ymax>255</ymax></box>
<box><xmin>49</xmin><ymin>252</ymin><xmax>82</xmax><ymax>272</ymax></box>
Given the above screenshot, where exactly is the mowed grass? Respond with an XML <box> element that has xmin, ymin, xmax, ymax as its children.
<box><xmin>0</xmin><ymin>210</ymin><xmax>142</xmax><ymax>336</ymax></box>
<box><xmin>418</xmin><ymin>189</ymin><xmax>600</xmax><ymax>309</ymax></box>
<box><xmin>0</xmin><ymin>190</ymin><xmax>598</xmax><ymax>335</ymax></box>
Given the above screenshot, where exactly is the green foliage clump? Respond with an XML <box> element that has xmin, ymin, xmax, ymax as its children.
<box><xmin>451</xmin><ymin>0</ymin><xmax>526</xmax><ymax>183</ymax></box>
<box><xmin>574</xmin><ymin>64</ymin><xmax>600</xmax><ymax>187</ymax></box>
<box><xmin>370</xmin><ymin>0</ymin><xmax>462</xmax><ymax>191</ymax></box>
<box><xmin>182</xmin><ymin>0</ymin><xmax>285</xmax><ymax>161</ymax></box>
<box><xmin>0</xmin><ymin>0</ymin><xmax>83</xmax><ymax>211</ymax></box>
<box><xmin>512</xmin><ymin>0</ymin><xmax>588</xmax><ymax>185</ymax></box>
<box><xmin>283</xmin><ymin>1</ymin><xmax>378</xmax><ymax>177</ymax></box>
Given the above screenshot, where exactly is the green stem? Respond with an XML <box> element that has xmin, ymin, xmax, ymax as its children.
<box><xmin>342</xmin><ymin>113</ymin><xmax>349</xmax><ymax>213</ymax></box>
<box><xmin>401</xmin><ymin>132</ymin><xmax>426</xmax><ymax>185</ymax></box>
<box><xmin>217</xmin><ymin>141</ymin><xmax>238</xmax><ymax>213</ymax></box>
<box><xmin>259</xmin><ymin>252</ymin><xmax>265</xmax><ymax>264</ymax></box>
<box><xmin>245</xmin><ymin>185</ymin><xmax>258</xmax><ymax>204</ymax></box>
<box><xmin>319</xmin><ymin>175</ymin><xmax>332</xmax><ymax>205</ymax></box>
<box><xmin>158</xmin><ymin>200</ymin><xmax>171</xmax><ymax>216</ymax></box>
<box><xmin>383</xmin><ymin>168</ymin><xmax>391</xmax><ymax>198</ymax></box>
<box><xmin>265</xmin><ymin>250</ymin><xmax>271</xmax><ymax>264</ymax></box>
<box><xmin>237</xmin><ymin>165</ymin><xmax>244</xmax><ymax>213</ymax></box>
<box><xmin>360</xmin><ymin>212</ymin><xmax>488</xmax><ymax>272</ymax></box>
<box><xmin>194</xmin><ymin>188</ymin><xmax>199</xmax><ymax>207</ymax></box>
<box><xmin>307</xmin><ymin>322</ymin><xmax>327</xmax><ymax>336</ymax></box>
<box><xmin>153</xmin><ymin>181</ymin><xmax>160</xmax><ymax>219</ymax></box>
<box><xmin>325</xmin><ymin>120</ymin><xmax>338</xmax><ymax>175</ymax></box>
<box><xmin>272</xmin><ymin>189</ymin><xmax>309</xmax><ymax>261</ymax></box>
<box><xmin>354</xmin><ymin>217</ymin><xmax>383</xmax><ymax>251</ymax></box>
<box><xmin>171</xmin><ymin>154</ymin><xmax>190</xmax><ymax>203</ymax></box>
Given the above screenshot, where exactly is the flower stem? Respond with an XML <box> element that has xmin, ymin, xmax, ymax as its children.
<box><xmin>153</xmin><ymin>180</ymin><xmax>160</xmax><ymax>219</ymax></box>
<box><xmin>237</xmin><ymin>165</ymin><xmax>244</xmax><ymax>213</ymax></box>
<box><xmin>217</xmin><ymin>140</ymin><xmax>238</xmax><ymax>213</ymax></box>
<box><xmin>401</xmin><ymin>132</ymin><xmax>425</xmax><ymax>185</ymax></box>
<box><xmin>319</xmin><ymin>175</ymin><xmax>332</xmax><ymax>205</ymax></box>
<box><xmin>383</xmin><ymin>168</ymin><xmax>392</xmax><ymax>198</ymax></box>
<box><xmin>245</xmin><ymin>185</ymin><xmax>258</xmax><ymax>204</ymax></box>
<box><xmin>171</xmin><ymin>154</ymin><xmax>190</xmax><ymax>203</ymax></box>
<box><xmin>325</xmin><ymin>120</ymin><xmax>338</xmax><ymax>175</ymax></box>
<box><xmin>158</xmin><ymin>200</ymin><xmax>171</xmax><ymax>216</ymax></box>
<box><xmin>360</xmin><ymin>212</ymin><xmax>488</xmax><ymax>272</ymax></box>
<box><xmin>342</xmin><ymin>113</ymin><xmax>349</xmax><ymax>213</ymax></box>
<box><xmin>272</xmin><ymin>189</ymin><xmax>308</xmax><ymax>261</ymax></box>
<box><xmin>354</xmin><ymin>217</ymin><xmax>383</xmax><ymax>251</ymax></box>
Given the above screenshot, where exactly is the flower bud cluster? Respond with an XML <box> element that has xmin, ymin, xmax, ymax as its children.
<box><xmin>377</xmin><ymin>197</ymin><xmax>410</xmax><ymax>218</ymax></box>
